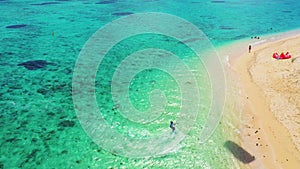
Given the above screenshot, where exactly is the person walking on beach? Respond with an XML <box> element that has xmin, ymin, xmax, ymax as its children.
<box><xmin>248</xmin><ymin>44</ymin><xmax>252</xmax><ymax>53</ymax></box>
<box><xmin>170</xmin><ymin>121</ymin><xmax>175</xmax><ymax>132</ymax></box>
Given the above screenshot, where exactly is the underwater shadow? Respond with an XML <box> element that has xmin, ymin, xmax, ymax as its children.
<box><xmin>224</xmin><ymin>140</ymin><xmax>255</xmax><ymax>164</ymax></box>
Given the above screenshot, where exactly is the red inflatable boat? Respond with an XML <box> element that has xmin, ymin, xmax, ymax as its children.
<box><xmin>273</xmin><ymin>52</ymin><xmax>291</xmax><ymax>59</ymax></box>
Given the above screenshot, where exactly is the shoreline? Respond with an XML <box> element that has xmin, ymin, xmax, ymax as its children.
<box><xmin>218</xmin><ymin>30</ymin><xmax>300</xmax><ymax>169</ymax></box>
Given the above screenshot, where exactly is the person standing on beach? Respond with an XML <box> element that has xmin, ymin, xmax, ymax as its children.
<box><xmin>248</xmin><ymin>44</ymin><xmax>252</xmax><ymax>53</ymax></box>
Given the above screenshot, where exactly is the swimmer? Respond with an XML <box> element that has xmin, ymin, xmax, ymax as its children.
<box><xmin>170</xmin><ymin>121</ymin><xmax>175</xmax><ymax>132</ymax></box>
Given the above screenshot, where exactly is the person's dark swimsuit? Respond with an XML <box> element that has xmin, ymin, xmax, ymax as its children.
<box><xmin>170</xmin><ymin>122</ymin><xmax>175</xmax><ymax>131</ymax></box>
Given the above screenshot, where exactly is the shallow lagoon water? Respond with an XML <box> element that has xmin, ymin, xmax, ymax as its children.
<box><xmin>1</xmin><ymin>0</ymin><xmax>300</xmax><ymax>168</ymax></box>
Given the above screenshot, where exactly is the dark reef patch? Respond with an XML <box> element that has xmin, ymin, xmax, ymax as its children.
<box><xmin>282</xmin><ymin>10</ymin><xmax>292</xmax><ymax>13</ymax></box>
<box><xmin>219</xmin><ymin>26</ymin><xmax>235</xmax><ymax>30</ymax></box>
<box><xmin>30</xmin><ymin>2</ymin><xmax>60</xmax><ymax>6</ymax></box>
<box><xmin>58</xmin><ymin>120</ymin><xmax>75</xmax><ymax>127</ymax></box>
<box><xmin>31</xmin><ymin>138</ymin><xmax>38</xmax><ymax>143</ymax></box>
<box><xmin>112</xmin><ymin>12</ymin><xmax>134</xmax><ymax>16</ymax></box>
<box><xmin>37</xmin><ymin>88</ymin><xmax>48</xmax><ymax>95</ymax></box>
<box><xmin>211</xmin><ymin>0</ymin><xmax>225</xmax><ymax>3</ymax></box>
<box><xmin>95</xmin><ymin>0</ymin><xmax>116</xmax><ymax>4</ymax></box>
<box><xmin>17</xmin><ymin>60</ymin><xmax>51</xmax><ymax>70</ymax></box>
<box><xmin>6</xmin><ymin>138</ymin><xmax>21</xmax><ymax>143</ymax></box>
<box><xmin>19</xmin><ymin>149</ymin><xmax>41</xmax><ymax>168</ymax></box>
<box><xmin>47</xmin><ymin>112</ymin><xmax>55</xmax><ymax>116</ymax></box>
<box><xmin>143</xmin><ymin>0</ymin><xmax>159</xmax><ymax>2</ymax></box>
<box><xmin>27</xmin><ymin>149</ymin><xmax>40</xmax><ymax>159</ymax></box>
<box><xmin>232</xmin><ymin>34</ymin><xmax>248</xmax><ymax>40</ymax></box>
<box><xmin>6</xmin><ymin>24</ymin><xmax>27</xmax><ymax>29</ymax></box>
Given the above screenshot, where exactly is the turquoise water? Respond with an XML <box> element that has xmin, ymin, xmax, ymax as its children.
<box><xmin>1</xmin><ymin>0</ymin><xmax>300</xmax><ymax>168</ymax></box>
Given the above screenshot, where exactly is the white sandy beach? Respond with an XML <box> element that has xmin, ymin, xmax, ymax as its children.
<box><xmin>220</xmin><ymin>31</ymin><xmax>300</xmax><ymax>169</ymax></box>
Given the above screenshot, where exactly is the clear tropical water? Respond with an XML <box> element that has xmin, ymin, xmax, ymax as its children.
<box><xmin>1</xmin><ymin>0</ymin><xmax>300</xmax><ymax>168</ymax></box>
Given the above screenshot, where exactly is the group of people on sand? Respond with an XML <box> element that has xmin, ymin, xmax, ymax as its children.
<box><xmin>251</xmin><ymin>36</ymin><xmax>260</xmax><ymax>39</ymax></box>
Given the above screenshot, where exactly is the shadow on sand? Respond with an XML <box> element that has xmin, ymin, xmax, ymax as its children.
<box><xmin>224</xmin><ymin>140</ymin><xmax>255</xmax><ymax>164</ymax></box>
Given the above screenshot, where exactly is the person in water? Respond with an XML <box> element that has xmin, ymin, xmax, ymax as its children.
<box><xmin>170</xmin><ymin>121</ymin><xmax>175</xmax><ymax>132</ymax></box>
